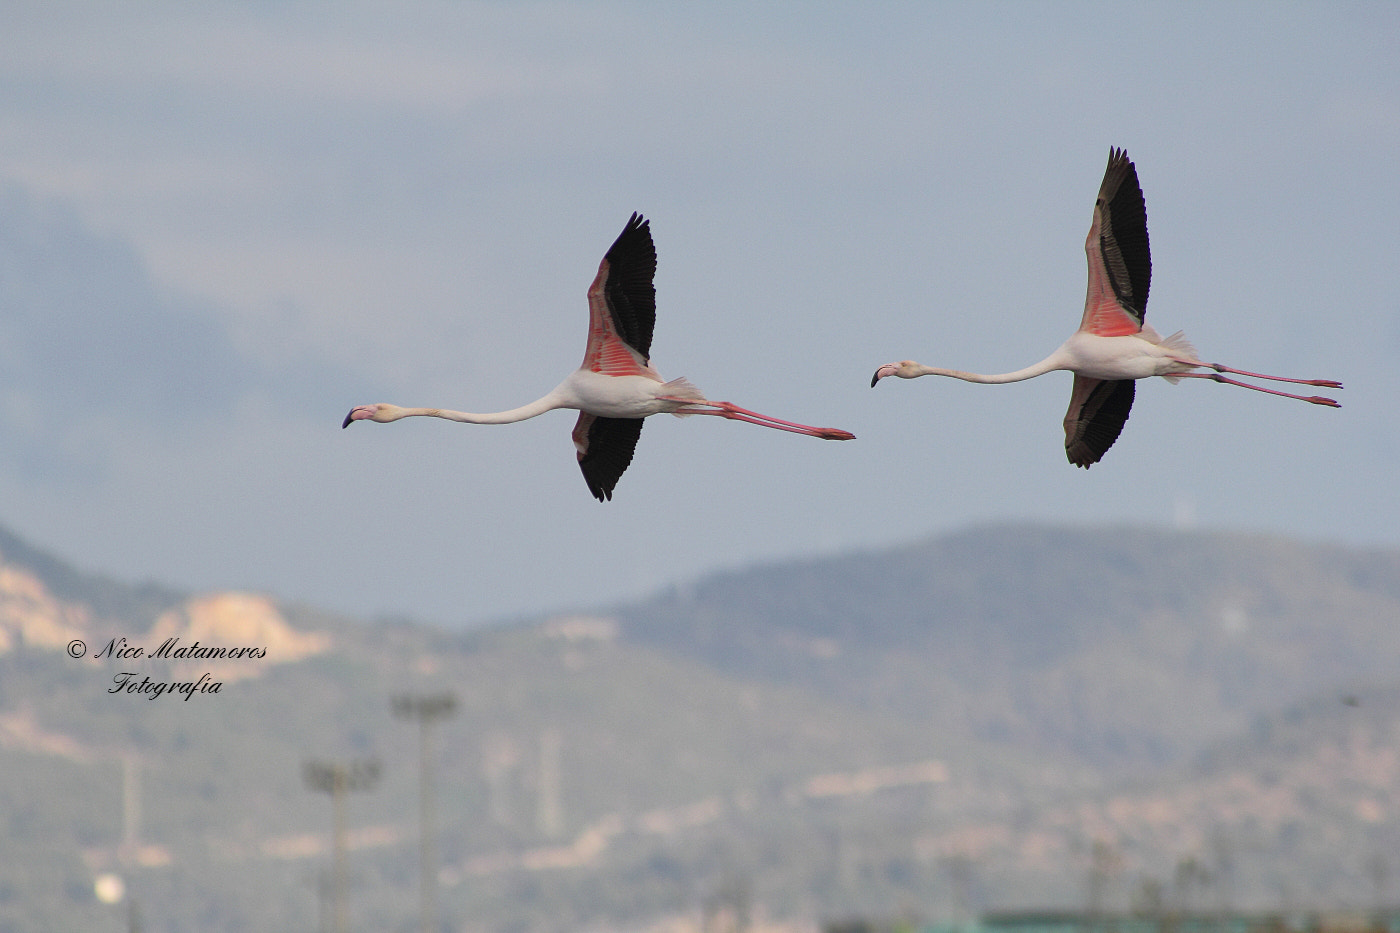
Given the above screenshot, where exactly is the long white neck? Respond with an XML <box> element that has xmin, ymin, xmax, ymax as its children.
<box><xmin>393</xmin><ymin>393</ymin><xmax>564</xmax><ymax>425</ymax></box>
<box><xmin>913</xmin><ymin>353</ymin><xmax>1064</xmax><ymax>384</ymax></box>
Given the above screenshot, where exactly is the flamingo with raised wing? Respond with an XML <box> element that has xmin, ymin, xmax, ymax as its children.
<box><xmin>870</xmin><ymin>148</ymin><xmax>1341</xmax><ymax>467</ymax></box>
<box><xmin>345</xmin><ymin>213</ymin><xmax>854</xmax><ymax>500</ymax></box>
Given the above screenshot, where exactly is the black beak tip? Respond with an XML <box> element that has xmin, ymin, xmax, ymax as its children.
<box><xmin>869</xmin><ymin>372</ymin><xmax>881</xmax><ymax>388</ymax></box>
<box><xmin>341</xmin><ymin>412</ymin><xmax>354</xmax><ymax>428</ymax></box>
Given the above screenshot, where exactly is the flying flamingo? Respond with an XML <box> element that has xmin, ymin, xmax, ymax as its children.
<box><xmin>344</xmin><ymin>213</ymin><xmax>855</xmax><ymax>500</ymax></box>
<box><xmin>870</xmin><ymin>148</ymin><xmax>1341</xmax><ymax>467</ymax></box>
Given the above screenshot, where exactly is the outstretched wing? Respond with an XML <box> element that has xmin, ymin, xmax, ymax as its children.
<box><xmin>581</xmin><ymin>213</ymin><xmax>658</xmax><ymax>376</ymax></box>
<box><xmin>572</xmin><ymin>412</ymin><xmax>644</xmax><ymax>501</ymax></box>
<box><xmin>1063</xmin><ymin>375</ymin><xmax>1135</xmax><ymax>468</ymax></box>
<box><xmin>1079</xmin><ymin>147</ymin><xmax>1151</xmax><ymax>336</ymax></box>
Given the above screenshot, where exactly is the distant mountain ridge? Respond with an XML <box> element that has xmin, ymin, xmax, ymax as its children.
<box><xmin>0</xmin><ymin>522</ymin><xmax>185</xmax><ymax>626</ymax></box>
<box><xmin>622</xmin><ymin>522</ymin><xmax>1400</xmax><ymax>666</ymax></box>
<box><xmin>3</xmin><ymin>518</ymin><xmax>1399</xmax><ymax>930</ymax></box>
<box><xmin>616</xmin><ymin>523</ymin><xmax>1400</xmax><ymax>769</ymax></box>
<box><xmin>0</xmin><ymin>524</ymin><xmax>329</xmax><ymax>677</ymax></box>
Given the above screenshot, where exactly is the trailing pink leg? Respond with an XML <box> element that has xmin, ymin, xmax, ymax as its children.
<box><xmin>1172</xmin><ymin>358</ymin><xmax>1342</xmax><ymax>389</ymax></box>
<box><xmin>658</xmin><ymin>397</ymin><xmax>855</xmax><ymax>440</ymax></box>
<box><xmin>1173</xmin><ymin>371</ymin><xmax>1340</xmax><ymax>407</ymax></box>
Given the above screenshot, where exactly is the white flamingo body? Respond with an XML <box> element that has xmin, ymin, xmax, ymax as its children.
<box><xmin>871</xmin><ymin>148</ymin><xmax>1341</xmax><ymax>467</ymax></box>
<box><xmin>564</xmin><ymin>371</ymin><xmax>702</xmax><ymax>419</ymax></box>
<box><xmin>356</xmin><ymin>373</ymin><xmax>699</xmax><ymax>424</ymax></box>
<box><xmin>926</xmin><ymin>329</ymin><xmax>1197</xmax><ymax>386</ymax></box>
<box><xmin>345</xmin><ymin>213</ymin><xmax>854</xmax><ymax>500</ymax></box>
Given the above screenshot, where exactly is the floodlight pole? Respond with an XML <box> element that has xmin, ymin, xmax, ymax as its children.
<box><xmin>393</xmin><ymin>692</ymin><xmax>457</xmax><ymax>933</ymax></box>
<box><xmin>304</xmin><ymin>758</ymin><xmax>381</xmax><ymax>933</ymax></box>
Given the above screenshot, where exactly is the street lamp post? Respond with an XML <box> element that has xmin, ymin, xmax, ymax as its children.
<box><xmin>304</xmin><ymin>758</ymin><xmax>381</xmax><ymax>933</ymax></box>
<box><xmin>392</xmin><ymin>693</ymin><xmax>456</xmax><ymax>933</ymax></box>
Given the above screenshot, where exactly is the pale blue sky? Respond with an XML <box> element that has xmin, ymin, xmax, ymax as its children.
<box><xmin>0</xmin><ymin>2</ymin><xmax>1395</xmax><ymax>625</ymax></box>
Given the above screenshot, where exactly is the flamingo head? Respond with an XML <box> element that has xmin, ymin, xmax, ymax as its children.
<box><xmin>341</xmin><ymin>403</ymin><xmax>405</xmax><ymax>428</ymax></box>
<box><xmin>870</xmin><ymin>360</ymin><xmax>921</xmax><ymax>387</ymax></box>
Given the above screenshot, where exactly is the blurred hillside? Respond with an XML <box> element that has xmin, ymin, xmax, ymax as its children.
<box><xmin>620</xmin><ymin>524</ymin><xmax>1400</xmax><ymax>771</ymax></box>
<box><xmin>1</xmin><ymin>521</ymin><xmax>1398</xmax><ymax>932</ymax></box>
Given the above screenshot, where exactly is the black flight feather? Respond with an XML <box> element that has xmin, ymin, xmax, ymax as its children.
<box><xmin>1065</xmin><ymin>377</ymin><xmax>1135</xmax><ymax>468</ymax></box>
<box><xmin>1097</xmin><ymin>148</ymin><xmax>1152</xmax><ymax>324</ymax></box>
<box><xmin>577</xmin><ymin>415</ymin><xmax>644</xmax><ymax>502</ymax></box>
<box><xmin>601</xmin><ymin>213</ymin><xmax>658</xmax><ymax>362</ymax></box>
